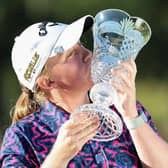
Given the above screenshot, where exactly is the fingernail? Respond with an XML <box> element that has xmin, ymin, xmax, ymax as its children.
<box><xmin>109</xmin><ymin>79</ymin><xmax>112</xmax><ymax>84</ymax></box>
<box><xmin>94</xmin><ymin>121</ymin><xmax>100</xmax><ymax>127</ymax></box>
<box><xmin>118</xmin><ymin>60</ymin><xmax>121</xmax><ymax>64</ymax></box>
<box><xmin>93</xmin><ymin>115</ymin><xmax>99</xmax><ymax>120</ymax></box>
<box><xmin>111</xmin><ymin>69</ymin><xmax>114</xmax><ymax>73</ymax></box>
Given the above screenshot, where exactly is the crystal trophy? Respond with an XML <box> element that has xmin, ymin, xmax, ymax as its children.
<box><xmin>72</xmin><ymin>9</ymin><xmax>151</xmax><ymax>141</ymax></box>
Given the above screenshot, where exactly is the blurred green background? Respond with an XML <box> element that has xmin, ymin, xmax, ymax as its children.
<box><xmin>0</xmin><ymin>0</ymin><xmax>168</xmax><ymax>144</ymax></box>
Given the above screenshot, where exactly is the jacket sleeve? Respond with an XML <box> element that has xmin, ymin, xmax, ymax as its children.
<box><xmin>0</xmin><ymin>126</ymin><xmax>39</xmax><ymax>168</ymax></box>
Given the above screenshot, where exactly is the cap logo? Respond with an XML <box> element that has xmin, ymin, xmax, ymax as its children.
<box><xmin>24</xmin><ymin>52</ymin><xmax>40</xmax><ymax>81</ymax></box>
<box><xmin>39</xmin><ymin>22</ymin><xmax>48</xmax><ymax>36</ymax></box>
<box><xmin>38</xmin><ymin>22</ymin><xmax>60</xmax><ymax>36</ymax></box>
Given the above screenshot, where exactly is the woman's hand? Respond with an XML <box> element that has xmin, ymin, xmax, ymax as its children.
<box><xmin>51</xmin><ymin>113</ymin><xmax>99</xmax><ymax>164</ymax></box>
<box><xmin>110</xmin><ymin>58</ymin><xmax>138</xmax><ymax>119</ymax></box>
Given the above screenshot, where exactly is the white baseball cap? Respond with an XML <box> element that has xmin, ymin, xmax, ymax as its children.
<box><xmin>12</xmin><ymin>15</ymin><xmax>94</xmax><ymax>92</ymax></box>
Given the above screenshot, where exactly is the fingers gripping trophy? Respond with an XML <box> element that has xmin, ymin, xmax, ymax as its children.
<box><xmin>72</xmin><ymin>9</ymin><xmax>151</xmax><ymax>141</ymax></box>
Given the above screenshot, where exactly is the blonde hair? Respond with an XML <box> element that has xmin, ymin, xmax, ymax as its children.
<box><xmin>11</xmin><ymin>66</ymin><xmax>49</xmax><ymax>124</ymax></box>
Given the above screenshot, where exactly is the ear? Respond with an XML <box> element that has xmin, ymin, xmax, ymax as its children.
<box><xmin>37</xmin><ymin>76</ymin><xmax>57</xmax><ymax>90</ymax></box>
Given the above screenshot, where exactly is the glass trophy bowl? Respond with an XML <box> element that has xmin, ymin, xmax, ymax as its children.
<box><xmin>72</xmin><ymin>9</ymin><xmax>151</xmax><ymax>142</ymax></box>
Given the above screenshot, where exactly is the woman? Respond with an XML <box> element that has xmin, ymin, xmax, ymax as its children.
<box><xmin>0</xmin><ymin>15</ymin><xmax>167</xmax><ymax>168</ymax></box>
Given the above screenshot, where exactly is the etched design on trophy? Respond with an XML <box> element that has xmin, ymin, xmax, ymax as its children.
<box><xmin>72</xmin><ymin>9</ymin><xmax>151</xmax><ymax>141</ymax></box>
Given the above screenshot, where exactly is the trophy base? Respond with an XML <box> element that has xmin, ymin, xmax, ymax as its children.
<box><xmin>72</xmin><ymin>103</ymin><xmax>123</xmax><ymax>141</ymax></box>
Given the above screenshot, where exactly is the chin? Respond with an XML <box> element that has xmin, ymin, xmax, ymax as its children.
<box><xmin>88</xmin><ymin>80</ymin><xmax>94</xmax><ymax>89</ymax></box>
<box><xmin>82</xmin><ymin>79</ymin><xmax>94</xmax><ymax>91</ymax></box>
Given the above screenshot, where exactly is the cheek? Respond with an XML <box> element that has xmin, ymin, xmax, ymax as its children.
<box><xmin>66</xmin><ymin>63</ymin><xmax>82</xmax><ymax>79</ymax></box>
<box><xmin>51</xmin><ymin>63</ymin><xmax>80</xmax><ymax>82</ymax></box>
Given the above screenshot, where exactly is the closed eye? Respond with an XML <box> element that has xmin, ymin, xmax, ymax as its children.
<box><xmin>66</xmin><ymin>51</ymin><xmax>76</xmax><ymax>61</ymax></box>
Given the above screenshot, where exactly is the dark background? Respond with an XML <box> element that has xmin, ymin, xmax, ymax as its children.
<box><xmin>0</xmin><ymin>0</ymin><xmax>168</xmax><ymax>143</ymax></box>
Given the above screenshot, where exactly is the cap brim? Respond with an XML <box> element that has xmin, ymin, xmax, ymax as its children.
<box><xmin>52</xmin><ymin>15</ymin><xmax>94</xmax><ymax>55</ymax></box>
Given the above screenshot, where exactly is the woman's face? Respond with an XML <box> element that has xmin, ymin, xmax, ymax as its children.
<box><xmin>45</xmin><ymin>42</ymin><xmax>94</xmax><ymax>91</ymax></box>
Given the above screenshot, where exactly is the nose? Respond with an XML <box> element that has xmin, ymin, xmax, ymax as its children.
<box><xmin>83</xmin><ymin>48</ymin><xmax>92</xmax><ymax>63</ymax></box>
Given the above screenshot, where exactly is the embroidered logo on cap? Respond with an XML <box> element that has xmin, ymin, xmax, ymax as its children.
<box><xmin>24</xmin><ymin>52</ymin><xmax>40</xmax><ymax>81</ymax></box>
<box><xmin>38</xmin><ymin>22</ymin><xmax>59</xmax><ymax>36</ymax></box>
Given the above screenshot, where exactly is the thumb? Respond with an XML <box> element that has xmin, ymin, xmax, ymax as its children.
<box><xmin>114</xmin><ymin>92</ymin><xmax>127</xmax><ymax>114</ymax></box>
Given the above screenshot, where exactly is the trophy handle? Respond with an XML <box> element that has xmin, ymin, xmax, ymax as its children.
<box><xmin>130</xmin><ymin>16</ymin><xmax>152</xmax><ymax>45</ymax></box>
